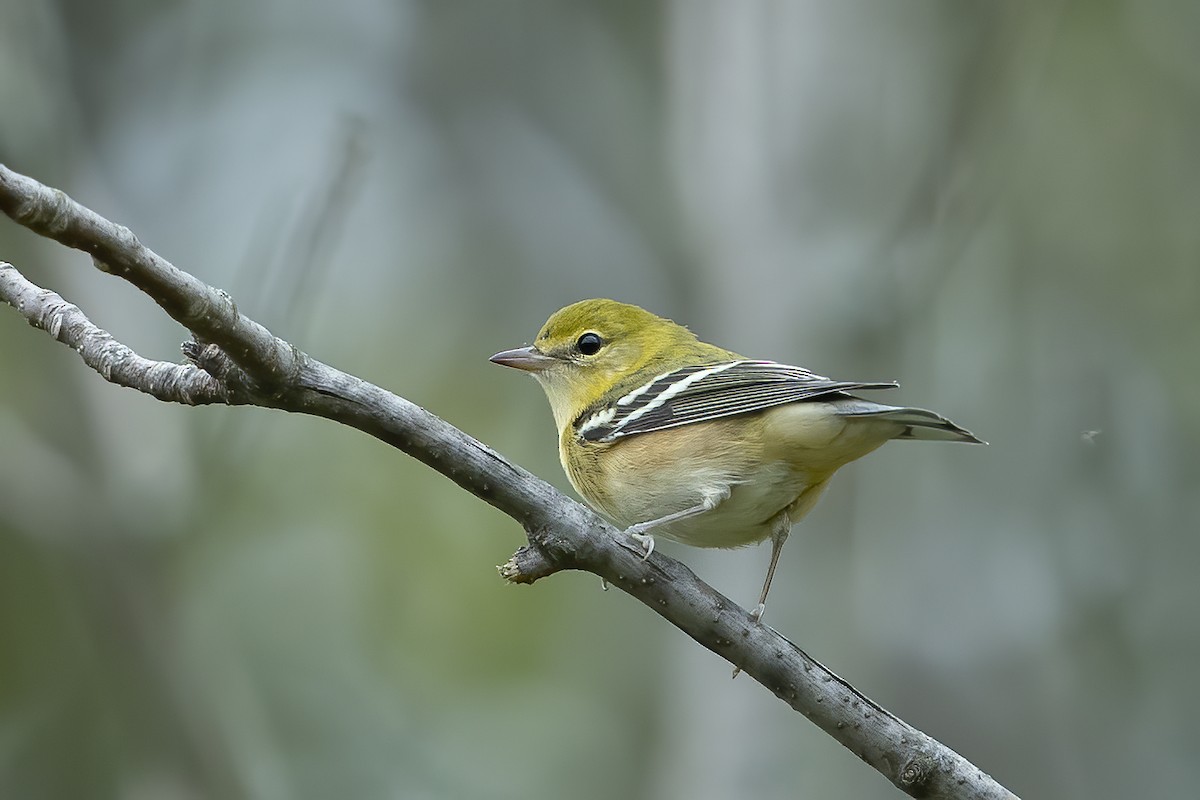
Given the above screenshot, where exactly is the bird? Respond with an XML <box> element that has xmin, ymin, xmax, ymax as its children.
<box><xmin>491</xmin><ymin>299</ymin><xmax>982</xmax><ymax>620</ymax></box>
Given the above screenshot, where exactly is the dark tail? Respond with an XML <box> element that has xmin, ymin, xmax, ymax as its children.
<box><xmin>835</xmin><ymin>400</ymin><xmax>985</xmax><ymax>444</ymax></box>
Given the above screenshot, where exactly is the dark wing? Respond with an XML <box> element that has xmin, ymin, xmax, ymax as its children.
<box><xmin>577</xmin><ymin>360</ymin><xmax>897</xmax><ymax>443</ymax></box>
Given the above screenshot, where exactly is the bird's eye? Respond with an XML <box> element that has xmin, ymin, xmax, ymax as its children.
<box><xmin>576</xmin><ymin>332</ymin><xmax>603</xmax><ymax>356</ymax></box>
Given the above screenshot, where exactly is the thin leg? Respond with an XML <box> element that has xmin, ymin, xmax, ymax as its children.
<box><xmin>732</xmin><ymin>512</ymin><xmax>792</xmax><ymax>679</ymax></box>
<box><xmin>750</xmin><ymin>513</ymin><xmax>791</xmax><ymax>623</ymax></box>
<box><xmin>624</xmin><ymin>486</ymin><xmax>731</xmax><ymax>561</ymax></box>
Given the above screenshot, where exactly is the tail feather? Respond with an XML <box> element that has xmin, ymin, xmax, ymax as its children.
<box><xmin>835</xmin><ymin>401</ymin><xmax>985</xmax><ymax>444</ymax></box>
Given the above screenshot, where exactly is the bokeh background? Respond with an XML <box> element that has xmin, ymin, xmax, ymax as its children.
<box><xmin>2</xmin><ymin>1</ymin><xmax>1198</xmax><ymax>798</ymax></box>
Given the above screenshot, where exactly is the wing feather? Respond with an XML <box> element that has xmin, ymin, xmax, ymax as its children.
<box><xmin>577</xmin><ymin>360</ymin><xmax>897</xmax><ymax>442</ymax></box>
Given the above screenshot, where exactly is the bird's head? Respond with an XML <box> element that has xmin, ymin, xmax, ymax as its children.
<box><xmin>490</xmin><ymin>299</ymin><xmax>712</xmax><ymax>432</ymax></box>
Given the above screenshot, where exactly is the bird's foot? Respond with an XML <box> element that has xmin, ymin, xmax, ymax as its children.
<box><xmin>729</xmin><ymin>604</ymin><xmax>769</xmax><ymax>679</ymax></box>
<box><xmin>627</xmin><ymin>530</ymin><xmax>655</xmax><ymax>560</ymax></box>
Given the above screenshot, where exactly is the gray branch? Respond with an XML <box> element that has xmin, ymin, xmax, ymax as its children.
<box><xmin>0</xmin><ymin>163</ymin><xmax>1018</xmax><ymax>800</ymax></box>
<box><xmin>0</xmin><ymin>263</ymin><xmax>236</xmax><ymax>404</ymax></box>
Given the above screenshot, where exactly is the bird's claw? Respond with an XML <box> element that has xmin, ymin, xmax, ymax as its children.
<box><xmin>628</xmin><ymin>530</ymin><xmax>655</xmax><ymax>560</ymax></box>
<box><xmin>731</xmin><ymin>604</ymin><xmax>768</xmax><ymax>679</ymax></box>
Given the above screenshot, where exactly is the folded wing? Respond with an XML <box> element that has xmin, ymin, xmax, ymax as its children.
<box><xmin>577</xmin><ymin>360</ymin><xmax>897</xmax><ymax>443</ymax></box>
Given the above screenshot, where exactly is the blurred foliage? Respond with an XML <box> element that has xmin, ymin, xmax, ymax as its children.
<box><xmin>2</xmin><ymin>1</ymin><xmax>1198</xmax><ymax>798</ymax></box>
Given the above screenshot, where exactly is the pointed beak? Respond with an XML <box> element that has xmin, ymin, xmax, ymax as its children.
<box><xmin>489</xmin><ymin>345</ymin><xmax>558</xmax><ymax>373</ymax></box>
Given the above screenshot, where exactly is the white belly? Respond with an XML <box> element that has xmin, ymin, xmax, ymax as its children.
<box><xmin>602</xmin><ymin>458</ymin><xmax>810</xmax><ymax>549</ymax></box>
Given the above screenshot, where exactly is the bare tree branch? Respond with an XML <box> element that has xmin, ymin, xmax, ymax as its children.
<box><xmin>0</xmin><ymin>163</ymin><xmax>1018</xmax><ymax>800</ymax></box>
<box><xmin>0</xmin><ymin>263</ymin><xmax>236</xmax><ymax>404</ymax></box>
<box><xmin>0</xmin><ymin>166</ymin><xmax>299</xmax><ymax>390</ymax></box>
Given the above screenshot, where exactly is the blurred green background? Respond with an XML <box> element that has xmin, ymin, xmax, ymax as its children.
<box><xmin>2</xmin><ymin>1</ymin><xmax>1198</xmax><ymax>798</ymax></box>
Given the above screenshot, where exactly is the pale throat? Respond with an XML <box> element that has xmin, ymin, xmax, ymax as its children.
<box><xmin>537</xmin><ymin>364</ymin><xmax>631</xmax><ymax>434</ymax></box>
<box><xmin>535</xmin><ymin>373</ymin><xmax>588</xmax><ymax>433</ymax></box>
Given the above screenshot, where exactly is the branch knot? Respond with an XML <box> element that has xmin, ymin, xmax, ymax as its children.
<box><xmin>898</xmin><ymin>753</ymin><xmax>937</xmax><ymax>796</ymax></box>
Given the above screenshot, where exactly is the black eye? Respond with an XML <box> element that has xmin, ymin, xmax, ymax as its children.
<box><xmin>576</xmin><ymin>332</ymin><xmax>603</xmax><ymax>356</ymax></box>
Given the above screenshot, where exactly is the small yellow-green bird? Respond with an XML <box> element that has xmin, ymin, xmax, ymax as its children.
<box><xmin>491</xmin><ymin>299</ymin><xmax>982</xmax><ymax>619</ymax></box>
